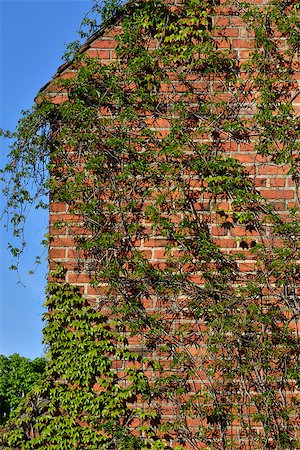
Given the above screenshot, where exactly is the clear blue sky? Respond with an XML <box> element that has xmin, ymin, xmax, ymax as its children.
<box><xmin>0</xmin><ymin>0</ymin><xmax>93</xmax><ymax>359</ymax></box>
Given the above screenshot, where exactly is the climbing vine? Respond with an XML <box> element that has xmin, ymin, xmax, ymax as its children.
<box><xmin>1</xmin><ymin>0</ymin><xmax>300</xmax><ymax>448</ymax></box>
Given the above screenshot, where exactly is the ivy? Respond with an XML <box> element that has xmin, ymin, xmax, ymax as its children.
<box><xmin>1</xmin><ymin>0</ymin><xmax>300</xmax><ymax>448</ymax></box>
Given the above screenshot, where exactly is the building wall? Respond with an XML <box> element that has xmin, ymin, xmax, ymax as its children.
<box><xmin>48</xmin><ymin>1</ymin><xmax>299</xmax><ymax>293</ymax></box>
<box><xmin>45</xmin><ymin>1</ymin><xmax>299</xmax><ymax>447</ymax></box>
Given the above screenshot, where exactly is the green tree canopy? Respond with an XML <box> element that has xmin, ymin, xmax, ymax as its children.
<box><xmin>0</xmin><ymin>353</ymin><xmax>46</xmax><ymax>425</ymax></box>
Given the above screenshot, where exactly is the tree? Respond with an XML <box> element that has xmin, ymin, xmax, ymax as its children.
<box><xmin>0</xmin><ymin>354</ymin><xmax>46</xmax><ymax>425</ymax></box>
<box><xmin>0</xmin><ymin>0</ymin><xmax>299</xmax><ymax>448</ymax></box>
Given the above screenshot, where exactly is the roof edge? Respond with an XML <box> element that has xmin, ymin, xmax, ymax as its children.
<box><xmin>37</xmin><ymin>1</ymin><xmax>136</xmax><ymax>96</ymax></box>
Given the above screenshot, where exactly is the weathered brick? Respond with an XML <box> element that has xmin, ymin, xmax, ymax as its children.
<box><xmin>41</xmin><ymin>4</ymin><xmax>300</xmax><ymax>445</ymax></box>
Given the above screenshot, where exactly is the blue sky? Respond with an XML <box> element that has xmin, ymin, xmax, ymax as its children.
<box><xmin>0</xmin><ymin>0</ymin><xmax>93</xmax><ymax>359</ymax></box>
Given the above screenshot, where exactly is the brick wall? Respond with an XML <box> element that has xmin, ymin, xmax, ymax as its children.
<box><xmin>44</xmin><ymin>1</ymin><xmax>299</xmax><ymax>447</ymax></box>
<box><xmin>47</xmin><ymin>3</ymin><xmax>299</xmax><ymax>288</ymax></box>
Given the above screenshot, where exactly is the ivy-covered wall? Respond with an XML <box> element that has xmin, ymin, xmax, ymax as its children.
<box><xmin>1</xmin><ymin>0</ymin><xmax>299</xmax><ymax>448</ymax></box>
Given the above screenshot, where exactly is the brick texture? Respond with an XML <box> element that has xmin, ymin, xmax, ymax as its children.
<box><xmin>45</xmin><ymin>2</ymin><xmax>299</xmax><ymax>447</ymax></box>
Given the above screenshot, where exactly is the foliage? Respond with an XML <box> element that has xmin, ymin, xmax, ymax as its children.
<box><xmin>1</xmin><ymin>268</ymin><xmax>167</xmax><ymax>449</ymax></box>
<box><xmin>0</xmin><ymin>354</ymin><xmax>46</xmax><ymax>425</ymax></box>
<box><xmin>1</xmin><ymin>0</ymin><xmax>300</xmax><ymax>448</ymax></box>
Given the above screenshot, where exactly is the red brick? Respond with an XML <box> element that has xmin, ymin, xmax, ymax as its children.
<box><xmin>92</xmin><ymin>39</ymin><xmax>117</xmax><ymax>49</ymax></box>
<box><xmin>230</xmin><ymin>17</ymin><xmax>245</xmax><ymax>26</ymax></box>
<box><xmin>270</xmin><ymin>178</ymin><xmax>286</xmax><ymax>187</ymax></box>
<box><xmin>259</xmin><ymin>189</ymin><xmax>295</xmax><ymax>199</ymax></box>
<box><xmin>49</xmin><ymin>248</ymin><xmax>67</xmax><ymax>259</ymax></box>
<box><xmin>217</xmin><ymin>27</ymin><xmax>239</xmax><ymax>37</ymax></box>
<box><xmin>257</xmin><ymin>166</ymin><xmax>289</xmax><ymax>175</ymax></box>
<box><xmin>216</xmin><ymin>17</ymin><xmax>230</xmax><ymax>27</ymax></box>
<box><xmin>50</xmin><ymin>202</ymin><xmax>66</xmax><ymax>213</ymax></box>
<box><xmin>67</xmin><ymin>248</ymin><xmax>84</xmax><ymax>259</ymax></box>
<box><xmin>254</xmin><ymin>178</ymin><xmax>266</xmax><ymax>187</ymax></box>
<box><xmin>143</xmin><ymin>238</ymin><xmax>168</xmax><ymax>247</ymax></box>
<box><xmin>85</xmin><ymin>49</ymin><xmax>111</xmax><ymax>59</ymax></box>
<box><xmin>50</xmin><ymin>237</ymin><xmax>76</xmax><ymax>247</ymax></box>
<box><xmin>231</xmin><ymin>38</ymin><xmax>253</xmax><ymax>49</ymax></box>
<box><xmin>153</xmin><ymin>249</ymin><xmax>167</xmax><ymax>259</ymax></box>
<box><xmin>67</xmin><ymin>273</ymin><xmax>91</xmax><ymax>284</ymax></box>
